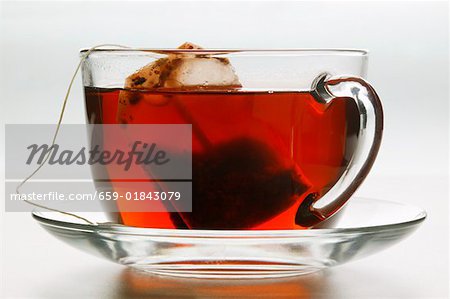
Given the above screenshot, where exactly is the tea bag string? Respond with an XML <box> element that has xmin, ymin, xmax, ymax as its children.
<box><xmin>15</xmin><ymin>44</ymin><xmax>131</xmax><ymax>225</ymax></box>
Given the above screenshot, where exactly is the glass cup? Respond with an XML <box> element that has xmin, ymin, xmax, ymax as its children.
<box><xmin>81</xmin><ymin>48</ymin><xmax>383</xmax><ymax>230</ymax></box>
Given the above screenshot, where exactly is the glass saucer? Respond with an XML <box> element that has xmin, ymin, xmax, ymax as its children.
<box><xmin>32</xmin><ymin>197</ymin><xmax>426</xmax><ymax>279</ymax></box>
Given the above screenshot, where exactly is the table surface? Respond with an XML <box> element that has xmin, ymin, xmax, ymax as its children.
<box><xmin>2</xmin><ymin>175</ymin><xmax>449</xmax><ymax>299</ymax></box>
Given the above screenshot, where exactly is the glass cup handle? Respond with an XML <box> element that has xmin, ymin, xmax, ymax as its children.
<box><xmin>296</xmin><ymin>73</ymin><xmax>384</xmax><ymax>227</ymax></box>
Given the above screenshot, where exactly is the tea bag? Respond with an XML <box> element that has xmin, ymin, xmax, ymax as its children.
<box><xmin>117</xmin><ymin>43</ymin><xmax>312</xmax><ymax>229</ymax></box>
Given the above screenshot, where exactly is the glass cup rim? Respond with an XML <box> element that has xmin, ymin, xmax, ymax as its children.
<box><xmin>79</xmin><ymin>47</ymin><xmax>369</xmax><ymax>56</ymax></box>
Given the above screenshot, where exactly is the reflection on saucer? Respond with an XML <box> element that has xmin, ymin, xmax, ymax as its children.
<box><xmin>114</xmin><ymin>268</ymin><xmax>327</xmax><ymax>298</ymax></box>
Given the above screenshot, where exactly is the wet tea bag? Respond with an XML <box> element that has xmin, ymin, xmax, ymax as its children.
<box><xmin>116</xmin><ymin>43</ymin><xmax>312</xmax><ymax>229</ymax></box>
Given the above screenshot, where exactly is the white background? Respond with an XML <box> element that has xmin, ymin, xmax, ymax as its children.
<box><xmin>0</xmin><ymin>1</ymin><xmax>448</xmax><ymax>298</ymax></box>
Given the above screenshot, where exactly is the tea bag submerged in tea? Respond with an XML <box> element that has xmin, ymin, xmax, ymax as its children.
<box><xmin>186</xmin><ymin>138</ymin><xmax>309</xmax><ymax>229</ymax></box>
<box><xmin>117</xmin><ymin>43</ymin><xmax>312</xmax><ymax>229</ymax></box>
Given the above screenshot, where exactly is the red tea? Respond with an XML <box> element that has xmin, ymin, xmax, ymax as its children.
<box><xmin>85</xmin><ymin>87</ymin><xmax>359</xmax><ymax>229</ymax></box>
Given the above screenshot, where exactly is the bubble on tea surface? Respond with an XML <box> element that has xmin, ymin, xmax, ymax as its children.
<box><xmin>117</xmin><ymin>42</ymin><xmax>241</xmax><ymax>123</ymax></box>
